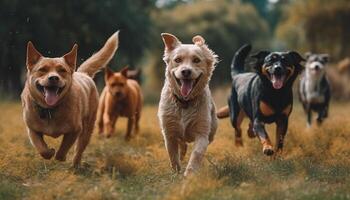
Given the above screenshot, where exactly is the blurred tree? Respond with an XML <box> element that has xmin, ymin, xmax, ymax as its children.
<box><xmin>0</xmin><ymin>0</ymin><xmax>155</xmax><ymax>97</ymax></box>
<box><xmin>276</xmin><ymin>0</ymin><xmax>350</xmax><ymax>60</ymax></box>
<box><xmin>145</xmin><ymin>0</ymin><xmax>269</xmax><ymax>91</ymax></box>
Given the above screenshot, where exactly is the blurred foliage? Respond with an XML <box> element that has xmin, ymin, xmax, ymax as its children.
<box><xmin>1</xmin><ymin>0</ymin><xmax>350</xmax><ymax>101</ymax></box>
<box><xmin>146</xmin><ymin>0</ymin><xmax>269</xmax><ymax>91</ymax></box>
<box><xmin>276</xmin><ymin>0</ymin><xmax>350</xmax><ymax>59</ymax></box>
<box><xmin>0</xmin><ymin>0</ymin><xmax>154</xmax><ymax>97</ymax></box>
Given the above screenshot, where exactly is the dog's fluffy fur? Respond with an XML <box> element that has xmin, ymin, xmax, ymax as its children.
<box><xmin>217</xmin><ymin>44</ymin><xmax>304</xmax><ymax>156</ymax></box>
<box><xmin>96</xmin><ymin>67</ymin><xmax>143</xmax><ymax>139</ymax></box>
<box><xmin>21</xmin><ymin>32</ymin><xmax>119</xmax><ymax>167</ymax></box>
<box><xmin>299</xmin><ymin>53</ymin><xmax>330</xmax><ymax>126</ymax></box>
<box><xmin>158</xmin><ymin>33</ymin><xmax>218</xmax><ymax>176</ymax></box>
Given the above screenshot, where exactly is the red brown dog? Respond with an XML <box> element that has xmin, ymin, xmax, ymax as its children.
<box><xmin>97</xmin><ymin>67</ymin><xmax>143</xmax><ymax>140</ymax></box>
<box><xmin>21</xmin><ymin>32</ymin><xmax>119</xmax><ymax>167</ymax></box>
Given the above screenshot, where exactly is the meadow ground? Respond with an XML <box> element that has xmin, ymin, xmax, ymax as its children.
<box><xmin>0</xmin><ymin>100</ymin><xmax>350</xmax><ymax>200</ymax></box>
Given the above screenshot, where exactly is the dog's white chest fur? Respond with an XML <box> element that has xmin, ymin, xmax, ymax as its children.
<box><xmin>304</xmin><ymin>76</ymin><xmax>325</xmax><ymax>103</ymax></box>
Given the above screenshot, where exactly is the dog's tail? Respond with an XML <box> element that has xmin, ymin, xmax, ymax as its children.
<box><xmin>231</xmin><ymin>44</ymin><xmax>252</xmax><ymax>79</ymax></box>
<box><xmin>216</xmin><ymin>106</ymin><xmax>230</xmax><ymax>119</ymax></box>
<box><xmin>78</xmin><ymin>31</ymin><xmax>119</xmax><ymax>78</ymax></box>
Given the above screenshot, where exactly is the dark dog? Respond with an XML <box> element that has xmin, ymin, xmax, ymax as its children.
<box><xmin>299</xmin><ymin>53</ymin><xmax>330</xmax><ymax>127</ymax></box>
<box><xmin>217</xmin><ymin>44</ymin><xmax>304</xmax><ymax>156</ymax></box>
<box><xmin>126</xmin><ymin>67</ymin><xmax>142</xmax><ymax>84</ymax></box>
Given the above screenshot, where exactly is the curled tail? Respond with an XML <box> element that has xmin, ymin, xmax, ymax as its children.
<box><xmin>78</xmin><ymin>31</ymin><xmax>119</xmax><ymax>77</ymax></box>
<box><xmin>231</xmin><ymin>44</ymin><xmax>252</xmax><ymax>79</ymax></box>
<box><xmin>216</xmin><ymin>106</ymin><xmax>229</xmax><ymax>119</ymax></box>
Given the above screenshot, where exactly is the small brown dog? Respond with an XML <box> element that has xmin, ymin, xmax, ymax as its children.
<box><xmin>21</xmin><ymin>32</ymin><xmax>119</xmax><ymax>167</ymax></box>
<box><xmin>158</xmin><ymin>33</ymin><xmax>218</xmax><ymax>176</ymax></box>
<box><xmin>96</xmin><ymin>67</ymin><xmax>143</xmax><ymax>140</ymax></box>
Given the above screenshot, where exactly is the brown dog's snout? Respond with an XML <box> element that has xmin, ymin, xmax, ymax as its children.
<box><xmin>48</xmin><ymin>75</ymin><xmax>59</xmax><ymax>82</ymax></box>
<box><xmin>181</xmin><ymin>69</ymin><xmax>192</xmax><ymax>78</ymax></box>
<box><xmin>115</xmin><ymin>91</ymin><xmax>123</xmax><ymax>97</ymax></box>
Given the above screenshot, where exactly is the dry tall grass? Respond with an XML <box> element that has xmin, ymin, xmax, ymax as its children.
<box><xmin>0</xmin><ymin>100</ymin><xmax>350</xmax><ymax>199</ymax></box>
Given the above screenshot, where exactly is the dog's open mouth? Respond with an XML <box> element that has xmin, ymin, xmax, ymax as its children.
<box><xmin>175</xmin><ymin>74</ymin><xmax>202</xmax><ymax>99</ymax></box>
<box><xmin>36</xmin><ymin>83</ymin><xmax>64</xmax><ymax>106</ymax></box>
<box><xmin>270</xmin><ymin>74</ymin><xmax>285</xmax><ymax>90</ymax></box>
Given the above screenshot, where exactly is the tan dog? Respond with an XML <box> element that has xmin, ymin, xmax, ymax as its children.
<box><xmin>21</xmin><ymin>32</ymin><xmax>119</xmax><ymax>167</ymax></box>
<box><xmin>96</xmin><ymin>67</ymin><xmax>143</xmax><ymax>140</ymax></box>
<box><xmin>158</xmin><ymin>33</ymin><xmax>218</xmax><ymax>176</ymax></box>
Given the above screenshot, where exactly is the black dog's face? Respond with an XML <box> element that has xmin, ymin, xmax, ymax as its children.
<box><xmin>253</xmin><ymin>51</ymin><xmax>305</xmax><ymax>90</ymax></box>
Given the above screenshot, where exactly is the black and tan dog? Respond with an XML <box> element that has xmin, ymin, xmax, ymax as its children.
<box><xmin>217</xmin><ymin>44</ymin><xmax>304</xmax><ymax>156</ymax></box>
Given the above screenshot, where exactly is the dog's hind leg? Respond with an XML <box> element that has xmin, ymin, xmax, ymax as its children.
<box><xmin>307</xmin><ymin>107</ymin><xmax>312</xmax><ymax>127</ymax></box>
<box><xmin>125</xmin><ymin>116</ymin><xmax>135</xmax><ymax>141</ymax></box>
<box><xmin>73</xmin><ymin>124</ymin><xmax>93</xmax><ymax>167</ymax></box>
<box><xmin>247</xmin><ymin>122</ymin><xmax>256</xmax><ymax>138</ymax></box>
<box><xmin>233</xmin><ymin>110</ymin><xmax>245</xmax><ymax>146</ymax></box>
<box><xmin>135</xmin><ymin>111</ymin><xmax>141</xmax><ymax>135</ymax></box>
<box><xmin>228</xmin><ymin>90</ymin><xmax>244</xmax><ymax>146</ymax></box>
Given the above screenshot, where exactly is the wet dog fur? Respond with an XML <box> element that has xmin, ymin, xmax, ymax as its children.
<box><xmin>21</xmin><ymin>32</ymin><xmax>119</xmax><ymax>167</ymax></box>
<box><xmin>158</xmin><ymin>33</ymin><xmax>218</xmax><ymax>176</ymax></box>
<box><xmin>96</xmin><ymin>67</ymin><xmax>143</xmax><ymax>140</ymax></box>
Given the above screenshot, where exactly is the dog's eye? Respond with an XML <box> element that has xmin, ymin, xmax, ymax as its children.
<box><xmin>193</xmin><ymin>58</ymin><xmax>201</xmax><ymax>63</ymax></box>
<box><xmin>174</xmin><ymin>58</ymin><xmax>182</xmax><ymax>63</ymax></box>
<box><xmin>38</xmin><ymin>68</ymin><xmax>47</xmax><ymax>73</ymax></box>
<box><xmin>58</xmin><ymin>68</ymin><xmax>67</xmax><ymax>73</ymax></box>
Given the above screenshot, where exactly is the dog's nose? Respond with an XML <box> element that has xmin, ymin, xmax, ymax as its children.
<box><xmin>274</xmin><ymin>66</ymin><xmax>282</xmax><ymax>74</ymax></box>
<box><xmin>48</xmin><ymin>75</ymin><xmax>59</xmax><ymax>82</ymax></box>
<box><xmin>181</xmin><ymin>69</ymin><xmax>192</xmax><ymax>78</ymax></box>
<box><xmin>314</xmin><ymin>65</ymin><xmax>320</xmax><ymax>70</ymax></box>
<box><xmin>115</xmin><ymin>92</ymin><xmax>122</xmax><ymax>97</ymax></box>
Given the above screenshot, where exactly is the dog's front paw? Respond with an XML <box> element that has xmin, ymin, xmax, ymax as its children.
<box><xmin>184</xmin><ymin>167</ymin><xmax>195</xmax><ymax>177</ymax></box>
<box><xmin>235</xmin><ymin>138</ymin><xmax>244</xmax><ymax>147</ymax></box>
<box><xmin>40</xmin><ymin>148</ymin><xmax>55</xmax><ymax>160</ymax></box>
<box><xmin>263</xmin><ymin>146</ymin><xmax>274</xmax><ymax>156</ymax></box>
<box><xmin>55</xmin><ymin>153</ymin><xmax>66</xmax><ymax>161</ymax></box>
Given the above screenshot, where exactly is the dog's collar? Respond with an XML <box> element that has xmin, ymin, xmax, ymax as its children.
<box><xmin>173</xmin><ymin>93</ymin><xmax>193</xmax><ymax>109</ymax></box>
<box><xmin>33</xmin><ymin>101</ymin><xmax>55</xmax><ymax>120</ymax></box>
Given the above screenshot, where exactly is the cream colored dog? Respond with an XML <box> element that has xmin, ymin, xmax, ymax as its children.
<box><xmin>21</xmin><ymin>32</ymin><xmax>119</xmax><ymax>167</ymax></box>
<box><xmin>158</xmin><ymin>33</ymin><xmax>218</xmax><ymax>176</ymax></box>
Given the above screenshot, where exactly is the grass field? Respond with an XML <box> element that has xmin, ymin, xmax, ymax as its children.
<box><xmin>0</xmin><ymin>100</ymin><xmax>350</xmax><ymax>200</ymax></box>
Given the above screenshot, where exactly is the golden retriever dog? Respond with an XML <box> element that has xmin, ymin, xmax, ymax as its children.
<box><xmin>21</xmin><ymin>31</ymin><xmax>119</xmax><ymax>167</ymax></box>
<box><xmin>158</xmin><ymin>33</ymin><xmax>218</xmax><ymax>176</ymax></box>
<box><xmin>96</xmin><ymin>67</ymin><xmax>143</xmax><ymax>140</ymax></box>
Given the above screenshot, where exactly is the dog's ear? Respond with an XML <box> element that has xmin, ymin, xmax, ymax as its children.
<box><xmin>192</xmin><ymin>35</ymin><xmax>205</xmax><ymax>46</ymax></box>
<box><xmin>120</xmin><ymin>66</ymin><xmax>129</xmax><ymax>77</ymax></box>
<box><xmin>26</xmin><ymin>41</ymin><xmax>43</xmax><ymax>71</ymax></box>
<box><xmin>305</xmin><ymin>52</ymin><xmax>312</xmax><ymax>60</ymax></box>
<box><xmin>63</xmin><ymin>44</ymin><xmax>78</xmax><ymax>72</ymax></box>
<box><xmin>251</xmin><ymin>51</ymin><xmax>270</xmax><ymax>72</ymax></box>
<box><xmin>251</xmin><ymin>51</ymin><xmax>270</xmax><ymax>61</ymax></box>
<box><xmin>288</xmin><ymin>51</ymin><xmax>305</xmax><ymax>64</ymax></box>
<box><xmin>161</xmin><ymin>33</ymin><xmax>181</xmax><ymax>51</ymax></box>
<box><xmin>288</xmin><ymin>51</ymin><xmax>305</xmax><ymax>73</ymax></box>
<box><xmin>105</xmin><ymin>67</ymin><xmax>114</xmax><ymax>80</ymax></box>
<box><xmin>320</xmin><ymin>54</ymin><xmax>329</xmax><ymax>63</ymax></box>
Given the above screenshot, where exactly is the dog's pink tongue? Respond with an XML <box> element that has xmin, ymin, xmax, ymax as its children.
<box><xmin>271</xmin><ymin>75</ymin><xmax>284</xmax><ymax>89</ymax></box>
<box><xmin>44</xmin><ymin>88</ymin><xmax>59</xmax><ymax>106</ymax></box>
<box><xmin>180</xmin><ymin>79</ymin><xmax>193</xmax><ymax>97</ymax></box>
